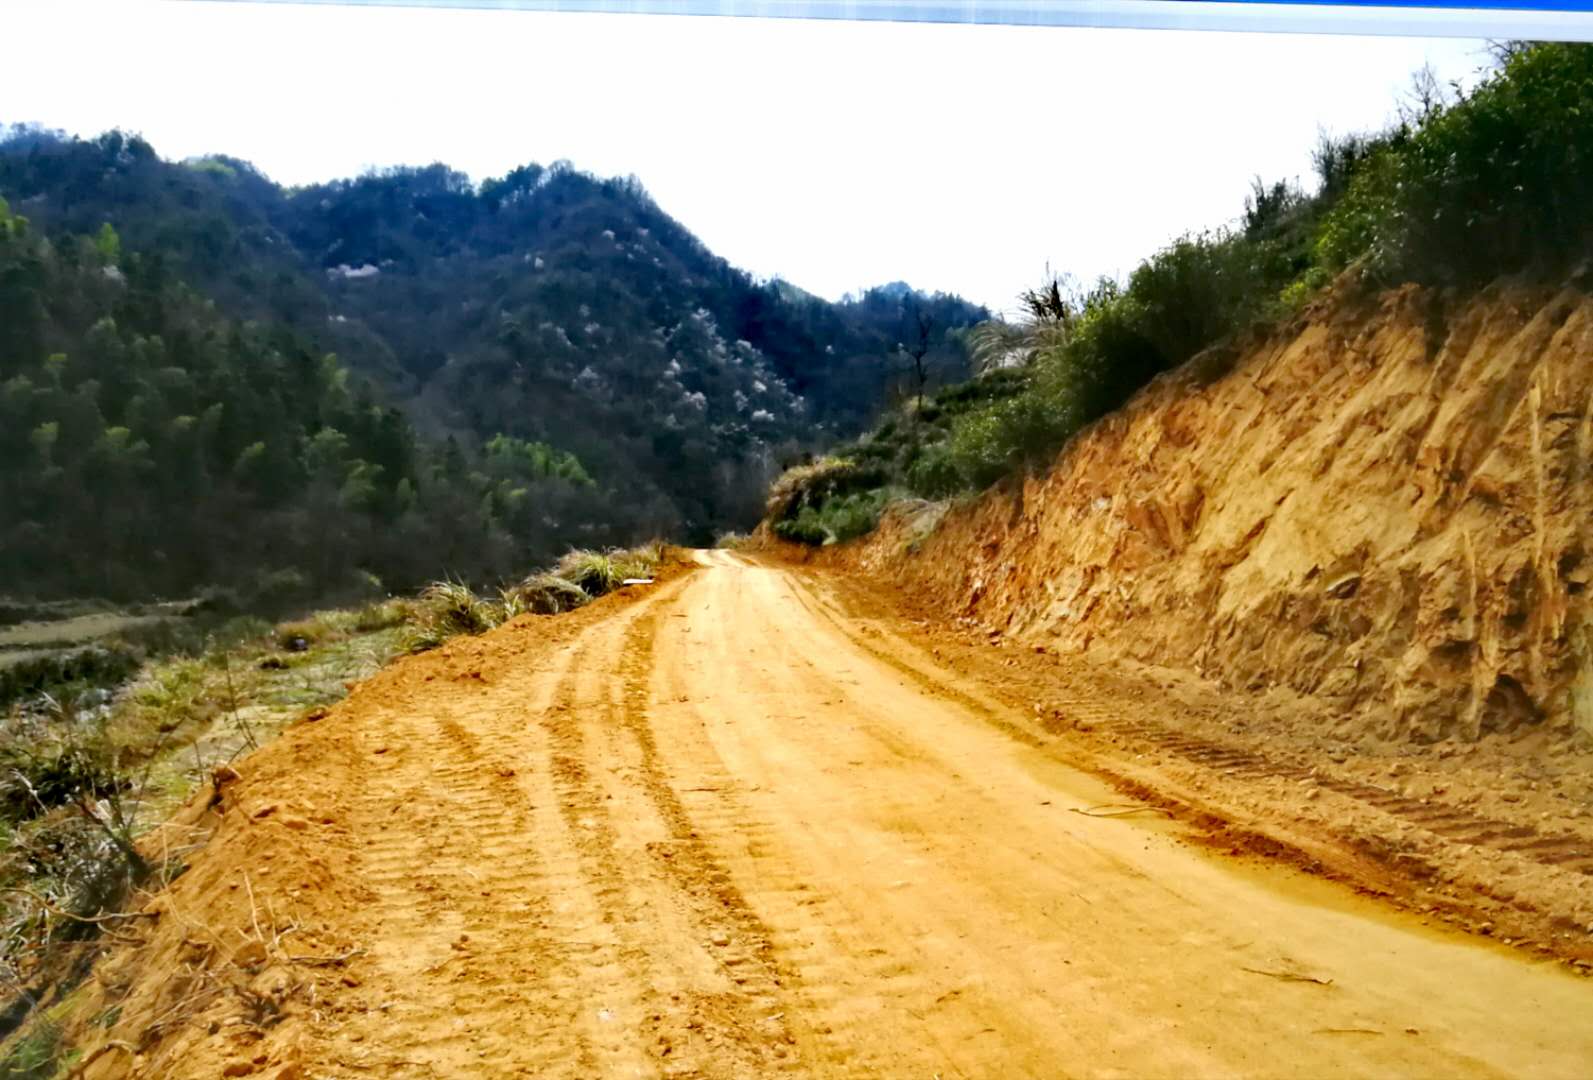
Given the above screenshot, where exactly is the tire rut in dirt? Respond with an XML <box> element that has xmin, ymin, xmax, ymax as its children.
<box><xmin>343</xmin><ymin>699</ymin><xmax>583</xmax><ymax>1076</ymax></box>
<box><xmin>792</xmin><ymin>571</ymin><xmax>1593</xmax><ymax>879</ymax></box>
<box><xmin>538</xmin><ymin>588</ymin><xmax>801</xmax><ymax>1075</ymax></box>
<box><xmin>1111</xmin><ymin>720</ymin><xmax>1593</xmax><ymax>875</ymax></box>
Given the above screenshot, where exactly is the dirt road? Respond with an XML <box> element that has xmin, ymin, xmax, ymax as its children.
<box><xmin>100</xmin><ymin>552</ymin><xmax>1593</xmax><ymax>1078</ymax></box>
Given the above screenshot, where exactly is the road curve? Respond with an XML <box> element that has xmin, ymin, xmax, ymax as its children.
<box><xmin>313</xmin><ymin>550</ymin><xmax>1593</xmax><ymax>1077</ymax></box>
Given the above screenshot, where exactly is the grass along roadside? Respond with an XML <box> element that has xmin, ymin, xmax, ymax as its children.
<box><xmin>401</xmin><ymin>542</ymin><xmax>668</xmax><ymax>653</ymax></box>
<box><xmin>0</xmin><ymin>599</ymin><xmax>409</xmax><ymax>1074</ymax></box>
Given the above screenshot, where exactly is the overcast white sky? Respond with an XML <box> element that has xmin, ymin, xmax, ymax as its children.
<box><xmin>1</xmin><ymin>1</ymin><xmax>1490</xmax><ymax>311</ymax></box>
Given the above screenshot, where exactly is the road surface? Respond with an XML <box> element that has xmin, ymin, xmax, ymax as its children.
<box><xmin>313</xmin><ymin>551</ymin><xmax>1593</xmax><ymax>1077</ymax></box>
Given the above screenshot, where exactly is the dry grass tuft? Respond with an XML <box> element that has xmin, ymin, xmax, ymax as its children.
<box><xmin>552</xmin><ymin>543</ymin><xmax>662</xmax><ymax>599</ymax></box>
<box><xmin>403</xmin><ymin>544</ymin><xmax>666</xmax><ymax>653</ymax></box>
<box><xmin>502</xmin><ymin>575</ymin><xmax>589</xmax><ymax>617</ymax></box>
<box><xmin>402</xmin><ymin>582</ymin><xmax>507</xmax><ymax>653</ymax></box>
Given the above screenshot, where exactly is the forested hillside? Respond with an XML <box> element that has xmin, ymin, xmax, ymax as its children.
<box><xmin>0</xmin><ymin>129</ymin><xmax>985</xmax><ymax>601</ymax></box>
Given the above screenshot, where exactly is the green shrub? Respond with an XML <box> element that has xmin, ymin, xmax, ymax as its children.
<box><xmin>946</xmin><ymin>385</ymin><xmax>1082</xmax><ymax>488</ymax></box>
<box><xmin>772</xmin><ymin>490</ymin><xmax>891</xmax><ymax>546</ymax></box>
<box><xmin>612</xmin><ymin>541</ymin><xmax>663</xmax><ymax>582</ymax></box>
<box><xmin>939</xmin><ymin>228</ymin><xmax>1307</xmax><ymax>491</ymax></box>
<box><xmin>1058</xmin><ymin>285</ymin><xmax>1167</xmax><ymax>419</ymax></box>
<box><xmin>352</xmin><ymin>599</ymin><xmax>408</xmax><ymax>634</ymax></box>
<box><xmin>1125</xmin><ymin>234</ymin><xmax>1255</xmax><ymax>366</ymax></box>
<box><xmin>403</xmin><ymin>543</ymin><xmax>662</xmax><ymax>649</ymax></box>
<box><xmin>553</xmin><ymin>550</ymin><xmax>623</xmax><ymax>596</ymax></box>
<box><xmin>0</xmin><ymin>1017</ymin><xmax>66</xmax><ymax>1079</ymax></box>
<box><xmin>764</xmin><ymin>457</ymin><xmax>888</xmax><ymax>523</ymax></box>
<box><xmin>0</xmin><ymin>646</ymin><xmax>142</xmax><ymax>709</ymax></box>
<box><xmin>772</xmin><ymin>507</ymin><xmax>830</xmax><ymax>546</ymax></box>
<box><xmin>826</xmin><ymin>491</ymin><xmax>889</xmax><ymax>542</ymax></box>
<box><xmin>552</xmin><ymin>544</ymin><xmax>660</xmax><ymax>598</ymax></box>
<box><xmin>1319</xmin><ymin>43</ymin><xmax>1593</xmax><ymax>284</ymax></box>
<box><xmin>1277</xmin><ymin>265</ymin><xmax>1333</xmax><ymax>313</ymax></box>
<box><xmin>0</xmin><ymin>724</ymin><xmax>125</xmax><ymax>820</ymax></box>
<box><xmin>932</xmin><ymin>366</ymin><xmax>1030</xmax><ymax>410</ymax></box>
<box><xmin>906</xmin><ymin>445</ymin><xmax>962</xmax><ymax>499</ymax></box>
<box><xmin>272</xmin><ymin>601</ymin><xmax>405</xmax><ymax>650</ymax></box>
<box><xmin>1314</xmin><ymin>139</ymin><xmax>1402</xmax><ymax>275</ymax></box>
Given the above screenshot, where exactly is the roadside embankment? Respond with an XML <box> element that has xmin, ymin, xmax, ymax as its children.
<box><xmin>800</xmin><ymin>280</ymin><xmax>1593</xmax><ymax>749</ymax></box>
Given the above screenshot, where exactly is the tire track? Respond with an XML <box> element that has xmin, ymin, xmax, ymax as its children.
<box><xmin>333</xmin><ymin>616</ymin><xmax>668</xmax><ymax>1077</ymax></box>
<box><xmin>1112</xmin><ymin>719</ymin><xmax>1593</xmax><ymax>874</ymax></box>
<box><xmin>534</xmin><ymin>576</ymin><xmax>801</xmax><ymax>1075</ymax></box>
<box><xmin>534</xmin><ymin>596</ymin><xmax>673</xmax><ymax>1073</ymax></box>
<box><xmin>677</xmin><ymin>566</ymin><xmax>1058</xmax><ymax>1078</ymax></box>
<box><xmin>336</xmin><ymin>694</ymin><xmax>578</xmax><ymax>1076</ymax></box>
<box><xmin>787</xmin><ymin>566</ymin><xmax>1593</xmax><ymax>879</ymax></box>
<box><xmin>612</xmin><ymin>602</ymin><xmax>802</xmax><ymax>1070</ymax></box>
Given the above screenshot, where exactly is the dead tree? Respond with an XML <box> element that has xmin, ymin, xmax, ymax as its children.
<box><xmin>896</xmin><ymin>304</ymin><xmax>936</xmax><ymax>420</ymax></box>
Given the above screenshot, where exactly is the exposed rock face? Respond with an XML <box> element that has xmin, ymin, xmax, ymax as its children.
<box><xmin>851</xmin><ymin>281</ymin><xmax>1593</xmax><ymax>743</ymax></box>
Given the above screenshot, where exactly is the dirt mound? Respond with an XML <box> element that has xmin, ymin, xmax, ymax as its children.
<box><xmin>823</xmin><ymin>279</ymin><xmax>1593</xmax><ymax>746</ymax></box>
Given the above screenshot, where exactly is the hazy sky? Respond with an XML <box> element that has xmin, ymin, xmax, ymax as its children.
<box><xmin>2</xmin><ymin>1</ymin><xmax>1490</xmax><ymax>311</ymax></box>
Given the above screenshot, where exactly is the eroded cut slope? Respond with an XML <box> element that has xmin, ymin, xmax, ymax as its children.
<box><xmin>844</xmin><ymin>281</ymin><xmax>1593</xmax><ymax>744</ymax></box>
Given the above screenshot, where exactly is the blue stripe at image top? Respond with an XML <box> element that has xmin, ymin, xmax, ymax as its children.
<box><xmin>166</xmin><ymin>0</ymin><xmax>1593</xmax><ymax>40</ymax></box>
<box><xmin>1220</xmin><ymin>0</ymin><xmax>1593</xmax><ymax>12</ymax></box>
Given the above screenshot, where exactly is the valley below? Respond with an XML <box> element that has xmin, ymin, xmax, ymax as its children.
<box><xmin>59</xmin><ymin>551</ymin><xmax>1593</xmax><ymax>1078</ymax></box>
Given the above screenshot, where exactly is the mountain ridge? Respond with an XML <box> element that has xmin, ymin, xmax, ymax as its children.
<box><xmin>0</xmin><ymin>125</ymin><xmax>986</xmax><ymax>598</ymax></box>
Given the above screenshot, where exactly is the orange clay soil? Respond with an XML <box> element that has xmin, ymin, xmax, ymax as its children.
<box><xmin>757</xmin><ymin>274</ymin><xmax>1593</xmax><ymax>990</ymax></box>
<box><xmin>830</xmin><ymin>279</ymin><xmax>1593</xmax><ymax>746</ymax></box>
<box><xmin>55</xmin><ymin>551</ymin><xmax>1593</xmax><ymax>1078</ymax></box>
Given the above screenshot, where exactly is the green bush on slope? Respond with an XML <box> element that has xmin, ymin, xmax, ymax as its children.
<box><xmin>1318</xmin><ymin>43</ymin><xmax>1593</xmax><ymax>285</ymax></box>
<box><xmin>769</xmin><ymin>43</ymin><xmax>1593</xmax><ymax>544</ymax></box>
